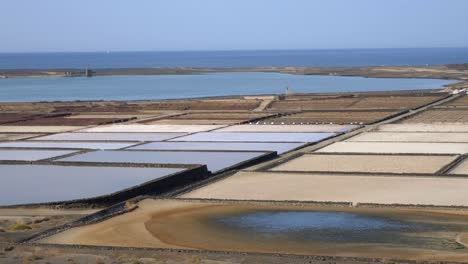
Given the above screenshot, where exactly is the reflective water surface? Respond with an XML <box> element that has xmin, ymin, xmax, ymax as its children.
<box><xmin>0</xmin><ymin>165</ymin><xmax>184</xmax><ymax>205</ymax></box>
<box><xmin>59</xmin><ymin>150</ymin><xmax>268</xmax><ymax>172</ymax></box>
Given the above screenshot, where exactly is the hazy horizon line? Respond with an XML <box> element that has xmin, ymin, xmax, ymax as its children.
<box><xmin>1</xmin><ymin>46</ymin><xmax>468</xmax><ymax>54</ymax></box>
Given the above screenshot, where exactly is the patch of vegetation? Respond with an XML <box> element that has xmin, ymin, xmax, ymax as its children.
<box><xmin>8</xmin><ymin>223</ymin><xmax>32</xmax><ymax>231</ymax></box>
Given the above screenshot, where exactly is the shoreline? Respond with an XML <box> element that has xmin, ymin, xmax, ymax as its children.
<box><xmin>1</xmin><ymin>65</ymin><xmax>467</xmax><ymax>80</ymax></box>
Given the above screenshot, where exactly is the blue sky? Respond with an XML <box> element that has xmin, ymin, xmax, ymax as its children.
<box><xmin>1</xmin><ymin>0</ymin><xmax>467</xmax><ymax>52</ymax></box>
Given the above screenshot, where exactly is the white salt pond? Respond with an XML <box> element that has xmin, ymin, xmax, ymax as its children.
<box><xmin>80</xmin><ymin>124</ymin><xmax>226</xmax><ymax>133</ymax></box>
<box><xmin>31</xmin><ymin>132</ymin><xmax>185</xmax><ymax>142</ymax></box>
<box><xmin>0</xmin><ymin>149</ymin><xmax>77</xmax><ymax>161</ymax></box>
<box><xmin>348</xmin><ymin>132</ymin><xmax>468</xmax><ymax>143</ymax></box>
<box><xmin>130</xmin><ymin>141</ymin><xmax>306</xmax><ymax>154</ymax></box>
<box><xmin>317</xmin><ymin>142</ymin><xmax>468</xmax><ymax>154</ymax></box>
<box><xmin>181</xmin><ymin>171</ymin><xmax>468</xmax><ymax>206</ymax></box>
<box><xmin>0</xmin><ymin>164</ymin><xmax>184</xmax><ymax>206</ymax></box>
<box><xmin>172</xmin><ymin>132</ymin><xmax>335</xmax><ymax>143</ymax></box>
<box><xmin>270</xmin><ymin>154</ymin><xmax>456</xmax><ymax>174</ymax></box>
<box><xmin>58</xmin><ymin>150</ymin><xmax>269</xmax><ymax>173</ymax></box>
<box><xmin>377</xmin><ymin>124</ymin><xmax>468</xmax><ymax>133</ymax></box>
<box><xmin>0</xmin><ymin>141</ymin><xmax>136</xmax><ymax>150</ymax></box>
<box><xmin>214</xmin><ymin>124</ymin><xmax>357</xmax><ymax>133</ymax></box>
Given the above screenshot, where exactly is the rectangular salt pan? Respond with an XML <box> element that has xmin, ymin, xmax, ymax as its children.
<box><xmin>215</xmin><ymin>124</ymin><xmax>357</xmax><ymax>133</ymax></box>
<box><xmin>181</xmin><ymin>171</ymin><xmax>468</xmax><ymax>206</ymax></box>
<box><xmin>130</xmin><ymin>141</ymin><xmax>306</xmax><ymax>154</ymax></box>
<box><xmin>348</xmin><ymin>132</ymin><xmax>468</xmax><ymax>143</ymax></box>
<box><xmin>80</xmin><ymin>124</ymin><xmax>226</xmax><ymax>133</ymax></box>
<box><xmin>31</xmin><ymin>132</ymin><xmax>185</xmax><ymax>142</ymax></box>
<box><xmin>172</xmin><ymin>132</ymin><xmax>335</xmax><ymax>143</ymax></box>
<box><xmin>59</xmin><ymin>150</ymin><xmax>269</xmax><ymax>173</ymax></box>
<box><xmin>377</xmin><ymin>124</ymin><xmax>468</xmax><ymax>133</ymax></box>
<box><xmin>0</xmin><ymin>165</ymin><xmax>184</xmax><ymax>206</ymax></box>
<box><xmin>0</xmin><ymin>141</ymin><xmax>136</xmax><ymax>150</ymax></box>
<box><xmin>0</xmin><ymin>149</ymin><xmax>77</xmax><ymax>161</ymax></box>
<box><xmin>317</xmin><ymin>142</ymin><xmax>468</xmax><ymax>154</ymax></box>
<box><xmin>270</xmin><ymin>154</ymin><xmax>456</xmax><ymax>174</ymax></box>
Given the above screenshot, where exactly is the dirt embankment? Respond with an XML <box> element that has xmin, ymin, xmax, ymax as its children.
<box><xmin>2</xmin><ymin>65</ymin><xmax>468</xmax><ymax>81</ymax></box>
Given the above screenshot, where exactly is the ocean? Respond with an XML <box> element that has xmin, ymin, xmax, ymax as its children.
<box><xmin>0</xmin><ymin>48</ymin><xmax>467</xmax><ymax>69</ymax></box>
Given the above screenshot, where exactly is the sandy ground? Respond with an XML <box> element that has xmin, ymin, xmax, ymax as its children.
<box><xmin>317</xmin><ymin>141</ymin><xmax>468</xmax><ymax>154</ymax></box>
<box><xmin>377</xmin><ymin>123</ymin><xmax>468</xmax><ymax>132</ymax></box>
<box><xmin>348</xmin><ymin>131</ymin><xmax>468</xmax><ymax>143</ymax></box>
<box><xmin>0</xmin><ymin>208</ymin><xmax>98</xmax><ymax>244</ymax></box>
<box><xmin>0</xmin><ymin>126</ymin><xmax>83</xmax><ymax>133</ymax></box>
<box><xmin>449</xmin><ymin>159</ymin><xmax>468</xmax><ymax>175</ymax></box>
<box><xmin>0</xmin><ymin>133</ymin><xmax>42</xmax><ymax>141</ymax></box>
<box><xmin>215</xmin><ymin>124</ymin><xmax>357</xmax><ymax>133</ymax></box>
<box><xmin>270</xmin><ymin>154</ymin><xmax>456</xmax><ymax>174</ymax></box>
<box><xmin>40</xmin><ymin>199</ymin><xmax>468</xmax><ymax>262</ymax></box>
<box><xmin>442</xmin><ymin>95</ymin><xmax>468</xmax><ymax>106</ymax></box>
<box><xmin>267</xmin><ymin>96</ymin><xmax>442</xmax><ymax>111</ymax></box>
<box><xmin>40</xmin><ymin>199</ymin><xmax>189</xmax><ymax>248</ymax></box>
<box><xmin>80</xmin><ymin>124</ymin><xmax>226</xmax><ymax>133</ymax></box>
<box><xmin>0</xmin><ymin>244</ymin><xmax>394</xmax><ymax>264</ymax></box>
<box><xmin>181</xmin><ymin>171</ymin><xmax>468</xmax><ymax>206</ymax></box>
<box><xmin>402</xmin><ymin>109</ymin><xmax>468</xmax><ymax>123</ymax></box>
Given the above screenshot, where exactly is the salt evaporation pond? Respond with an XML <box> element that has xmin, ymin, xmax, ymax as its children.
<box><xmin>32</xmin><ymin>132</ymin><xmax>185</xmax><ymax>141</ymax></box>
<box><xmin>0</xmin><ymin>164</ymin><xmax>184</xmax><ymax>206</ymax></box>
<box><xmin>173</xmin><ymin>132</ymin><xmax>335</xmax><ymax>143</ymax></box>
<box><xmin>130</xmin><ymin>141</ymin><xmax>305</xmax><ymax>154</ymax></box>
<box><xmin>0</xmin><ymin>149</ymin><xmax>77</xmax><ymax>161</ymax></box>
<box><xmin>0</xmin><ymin>141</ymin><xmax>136</xmax><ymax>150</ymax></box>
<box><xmin>59</xmin><ymin>150</ymin><xmax>269</xmax><ymax>173</ymax></box>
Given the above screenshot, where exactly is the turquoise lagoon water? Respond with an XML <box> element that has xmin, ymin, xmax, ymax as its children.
<box><xmin>0</xmin><ymin>72</ymin><xmax>455</xmax><ymax>102</ymax></box>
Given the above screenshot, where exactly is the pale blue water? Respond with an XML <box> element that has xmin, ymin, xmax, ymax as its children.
<box><xmin>218</xmin><ymin>211</ymin><xmax>411</xmax><ymax>232</ymax></box>
<box><xmin>213</xmin><ymin>211</ymin><xmax>431</xmax><ymax>244</ymax></box>
<box><xmin>0</xmin><ymin>72</ymin><xmax>455</xmax><ymax>102</ymax></box>
<box><xmin>1</xmin><ymin>48</ymin><xmax>467</xmax><ymax>69</ymax></box>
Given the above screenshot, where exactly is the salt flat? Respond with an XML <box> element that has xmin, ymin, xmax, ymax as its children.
<box><xmin>270</xmin><ymin>154</ymin><xmax>456</xmax><ymax>174</ymax></box>
<box><xmin>348</xmin><ymin>132</ymin><xmax>468</xmax><ymax>143</ymax></box>
<box><xmin>317</xmin><ymin>142</ymin><xmax>468</xmax><ymax>154</ymax></box>
<box><xmin>80</xmin><ymin>124</ymin><xmax>226</xmax><ymax>133</ymax></box>
<box><xmin>214</xmin><ymin>124</ymin><xmax>357</xmax><ymax>133</ymax></box>
<box><xmin>172</xmin><ymin>132</ymin><xmax>335</xmax><ymax>143</ymax></box>
<box><xmin>377</xmin><ymin>124</ymin><xmax>468</xmax><ymax>132</ymax></box>
<box><xmin>181</xmin><ymin>171</ymin><xmax>468</xmax><ymax>206</ymax></box>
